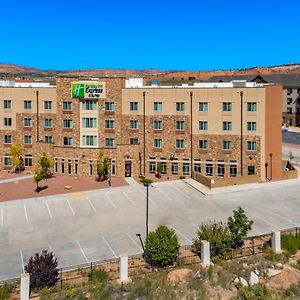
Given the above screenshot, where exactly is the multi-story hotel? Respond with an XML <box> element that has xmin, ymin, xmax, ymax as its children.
<box><xmin>0</xmin><ymin>77</ymin><xmax>283</xmax><ymax>181</ymax></box>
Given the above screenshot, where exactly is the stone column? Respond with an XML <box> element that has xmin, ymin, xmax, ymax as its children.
<box><xmin>20</xmin><ymin>272</ymin><xmax>30</xmax><ymax>300</ymax></box>
<box><xmin>119</xmin><ymin>254</ymin><xmax>128</xmax><ymax>282</ymax></box>
<box><xmin>201</xmin><ymin>240</ymin><xmax>210</xmax><ymax>265</ymax></box>
<box><xmin>271</xmin><ymin>231</ymin><xmax>281</xmax><ymax>253</ymax></box>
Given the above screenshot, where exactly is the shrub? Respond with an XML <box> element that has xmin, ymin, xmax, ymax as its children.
<box><xmin>0</xmin><ymin>283</ymin><xmax>13</xmax><ymax>300</ymax></box>
<box><xmin>88</xmin><ymin>268</ymin><xmax>109</xmax><ymax>284</ymax></box>
<box><xmin>281</xmin><ymin>234</ymin><xmax>300</xmax><ymax>255</ymax></box>
<box><xmin>25</xmin><ymin>249</ymin><xmax>59</xmax><ymax>290</ymax></box>
<box><xmin>235</xmin><ymin>283</ymin><xmax>270</xmax><ymax>300</ymax></box>
<box><xmin>193</xmin><ymin>222</ymin><xmax>232</xmax><ymax>258</ymax></box>
<box><xmin>140</xmin><ymin>178</ymin><xmax>153</xmax><ymax>185</ymax></box>
<box><xmin>227</xmin><ymin>207</ymin><xmax>253</xmax><ymax>249</ymax></box>
<box><xmin>145</xmin><ymin>225</ymin><xmax>180</xmax><ymax>267</ymax></box>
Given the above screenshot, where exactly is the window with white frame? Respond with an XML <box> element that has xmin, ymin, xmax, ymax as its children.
<box><xmin>24</xmin><ymin>155</ymin><xmax>32</xmax><ymax>167</ymax></box>
<box><xmin>63</xmin><ymin>119</ymin><xmax>73</xmax><ymax>128</ymax></box>
<box><xmin>4</xmin><ymin>118</ymin><xmax>12</xmax><ymax>126</ymax></box>
<box><xmin>176</xmin><ymin>102</ymin><xmax>185</xmax><ymax>111</ymax></box>
<box><xmin>153</xmin><ymin>139</ymin><xmax>162</xmax><ymax>148</ymax></box>
<box><xmin>149</xmin><ymin>162</ymin><xmax>156</xmax><ymax>173</ymax></box>
<box><xmin>199</xmin><ymin>140</ymin><xmax>208</xmax><ymax>149</ymax></box>
<box><xmin>130</xmin><ymin>120</ymin><xmax>138</xmax><ymax>129</ymax></box>
<box><xmin>83</xmin><ymin>135</ymin><xmax>97</xmax><ymax>146</ymax></box>
<box><xmin>64</xmin><ymin>137</ymin><xmax>73</xmax><ymax>146</ymax></box>
<box><xmin>130</xmin><ymin>102</ymin><xmax>138</xmax><ymax>111</ymax></box>
<box><xmin>153</xmin><ymin>120</ymin><xmax>162</xmax><ymax>130</ymax></box>
<box><xmin>222</xmin><ymin>140</ymin><xmax>232</xmax><ymax>150</ymax></box>
<box><xmin>24</xmin><ymin>118</ymin><xmax>32</xmax><ymax>127</ymax></box>
<box><xmin>247</xmin><ymin>102</ymin><xmax>257</xmax><ymax>112</ymax></box>
<box><xmin>247</xmin><ymin>141</ymin><xmax>257</xmax><ymax>151</ymax></box>
<box><xmin>104</xmin><ymin>119</ymin><xmax>114</xmax><ymax>129</ymax></box>
<box><xmin>105</xmin><ymin>137</ymin><xmax>116</xmax><ymax>147</ymax></box>
<box><xmin>44</xmin><ymin>118</ymin><xmax>53</xmax><ymax>128</ymax></box>
<box><xmin>175</xmin><ymin>120</ymin><xmax>185</xmax><ymax>130</ymax></box>
<box><xmin>4</xmin><ymin>154</ymin><xmax>11</xmax><ymax>166</ymax></box>
<box><xmin>199</xmin><ymin>121</ymin><xmax>208</xmax><ymax>130</ymax></box>
<box><xmin>230</xmin><ymin>161</ymin><xmax>237</xmax><ymax>177</ymax></box>
<box><xmin>63</xmin><ymin>101</ymin><xmax>73</xmax><ymax>111</ymax></box>
<box><xmin>194</xmin><ymin>162</ymin><xmax>201</xmax><ymax>173</ymax></box>
<box><xmin>205</xmin><ymin>161</ymin><xmax>213</xmax><ymax>176</ymax></box>
<box><xmin>222</xmin><ymin>102</ymin><xmax>232</xmax><ymax>112</ymax></box>
<box><xmin>82</xmin><ymin>118</ymin><xmax>97</xmax><ymax>128</ymax></box>
<box><xmin>105</xmin><ymin>102</ymin><xmax>115</xmax><ymax>111</ymax></box>
<box><xmin>130</xmin><ymin>138</ymin><xmax>139</xmax><ymax>145</ymax></box>
<box><xmin>171</xmin><ymin>162</ymin><xmax>178</xmax><ymax>174</ymax></box>
<box><xmin>247</xmin><ymin>122</ymin><xmax>256</xmax><ymax>131</ymax></box>
<box><xmin>3</xmin><ymin>100</ymin><xmax>11</xmax><ymax>109</ymax></box>
<box><xmin>81</xmin><ymin>100</ymin><xmax>97</xmax><ymax>110</ymax></box>
<box><xmin>4</xmin><ymin>135</ymin><xmax>12</xmax><ymax>144</ymax></box>
<box><xmin>44</xmin><ymin>136</ymin><xmax>53</xmax><ymax>143</ymax></box>
<box><xmin>199</xmin><ymin>102</ymin><xmax>208</xmax><ymax>112</ymax></box>
<box><xmin>222</xmin><ymin>121</ymin><xmax>232</xmax><ymax>131</ymax></box>
<box><xmin>217</xmin><ymin>160</ymin><xmax>225</xmax><ymax>177</ymax></box>
<box><xmin>44</xmin><ymin>100</ymin><xmax>52</xmax><ymax>110</ymax></box>
<box><xmin>24</xmin><ymin>100</ymin><xmax>32</xmax><ymax>109</ymax></box>
<box><xmin>153</xmin><ymin>102</ymin><xmax>162</xmax><ymax>112</ymax></box>
<box><xmin>182</xmin><ymin>163</ymin><xmax>190</xmax><ymax>175</ymax></box>
<box><xmin>176</xmin><ymin>139</ymin><xmax>185</xmax><ymax>149</ymax></box>
<box><xmin>24</xmin><ymin>135</ymin><xmax>32</xmax><ymax>145</ymax></box>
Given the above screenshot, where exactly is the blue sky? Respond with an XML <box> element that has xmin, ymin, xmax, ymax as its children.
<box><xmin>1</xmin><ymin>0</ymin><xmax>299</xmax><ymax>71</ymax></box>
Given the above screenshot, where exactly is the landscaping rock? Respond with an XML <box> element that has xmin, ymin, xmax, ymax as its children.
<box><xmin>240</xmin><ymin>277</ymin><xmax>248</xmax><ymax>287</ymax></box>
<box><xmin>249</xmin><ymin>271</ymin><xmax>259</xmax><ymax>286</ymax></box>
<box><xmin>267</xmin><ymin>268</ymin><xmax>282</xmax><ymax>277</ymax></box>
<box><xmin>267</xmin><ymin>267</ymin><xmax>300</xmax><ymax>290</ymax></box>
<box><xmin>274</xmin><ymin>263</ymin><xmax>283</xmax><ymax>269</ymax></box>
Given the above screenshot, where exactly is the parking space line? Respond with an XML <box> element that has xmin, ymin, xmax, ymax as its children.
<box><xmin>249</xmin><ymin>213</ymin><xmax>280</xmax><ymax>230</ymax></box>
<box><xmin>45</xmin><ymin>201</ymin><xmax>53</xmax><ymax>219</ymax></box>
<box><xmin>156</xmin><ymin>187</ymin><xmax>172</xmax><ymax>202</ymax></box>
<box><xmin>66</xmin><ymin>199</ymin><xmax>75</xmax><ymax>216</ymax></box>
<box><xmin>173</xmin><ymin>227</ymin><xmax>192</xmax><ymax>244</ymax></box>
<box><xmin>268</xmin><ymin>210</ymin><xmax>299</xmax><ymax>226</ymax></box>
<box><xmin>126</xmin><ymin>233</ymin><xmax>143</xmax><ymax>252</ymax></box>
<box><xmin>1</xmin><ymin>208</ymin><xmax>3</xmax><ymax>226</ymax></box>
<box><xmin>24</xmin><ymin>205</ymin><xmax>29</xmax><ymax>223</ymax></box>
<box><xmin>76</xmin><ymin>240</ymin><xmax>89</xmax><ymax>264</ymax></box>
<box><xmin>173</xmin><ymin>186</ymin><xmax>191</xmax><ymax>199</ymax></box>
<box><xmin>105</xmin><ymin>194</ymin><xmax>117</xmax><ymax>209</ymax></box>
<box><xmin>123</xmin><ymin>192</ymin><xmax>136</xmax><ymax>206</ymax></box>
<box><xmin>87</xmin><ymin>197</ymin><xmax>96</xmax><ymax>212</ymax></box>
<box><xmin>102</xmin><ymin>236</ymin><xmax>117</xmax><ymax>258</ymax></box>
<box><xmin>20</xmin><ymin>250</ymin><xmax>24</xmax><ymax>272</ymax></box>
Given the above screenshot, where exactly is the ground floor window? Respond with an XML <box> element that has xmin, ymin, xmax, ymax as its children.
<box><xmin>194</xmin><ymin>163</ymin><xmax>201</xmax><ymax>173</ymax></box>
<box><xmin>89</xmin><ymin>161</ymin><xmax>93</xmax><ymax>176</ymax></box>
<box><xmin>171</xmin><ymin>162</ymin><xmax>178</xmax><ymax>175</ymax></box>
<box><xmin>161</xmin><ymin>162</ymin><xmax>167</xmax><ymax>174</ymax></box>
<box><xmin>206</xmin><ymin>162</ymin><xmax>213</xmax><ymax>176</ymax></box>
<box><xmin>217</xmin><ymin>163</ymin><xmax>225</xmax><ymax>177</ymax></box>
<box><xmin>74</xmin><ymin>160</ymin><xmax>78</xmax><ymax>175</ymax></box>
<box><xmin>3</xmin><ymin>154</ymin><xmax>11</xmax><ymax>166</ymax></box>
<box><xmin>111</xmin><ymin>160</ymin><xmax>116</xmax><ymax>176</ymax></box>
<box><xmin>61</xmin><ymin>160</ymin><xmax>65</xmax><ymax>174</ymax></box>
<box><xmin>230</xmin><ymin>164</ymin><xmax>237</xmax><ymax>177</ymax></box>
<box><xmin>149</xmin><ymin>162</ymin><xmax>156</xmax><ymax>173</ymax></box>
<box><xmin>54</xmin><ymin>159</ymin><xmax>58</xmax><ymax>173</ymax></box>
<box><xmin>68</xmin><ymin>160</ymin><xmax>72</xmax><ymax>175</ymax></box>
<box><xmin>182</xmin><ymin>163</ymin><xmax>190</xmax><ymax>175</ymax></box>
<box><xmin>24</xmin><ymin>155</ymin><xmax>32</xmax><ymax>167</ymax></box>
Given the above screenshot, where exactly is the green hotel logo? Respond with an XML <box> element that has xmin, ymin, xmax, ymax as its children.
<box><xmin>71</xmin><ymin>82</ymin><xmax>104</xmax><ymax>98</ymax></box>
<box><xmin>72</xmin><ymin>83</ymin><xmax>85</xmax><ymax>98</ymax></box>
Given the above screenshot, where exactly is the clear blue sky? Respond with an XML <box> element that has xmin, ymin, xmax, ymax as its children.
<box><xmin>1</xmin><ymin>0</ymin><xmax>299</xmax><ymax>71</ymax></box>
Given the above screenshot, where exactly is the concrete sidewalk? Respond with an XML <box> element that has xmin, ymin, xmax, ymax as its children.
<box><xmin>0</xmin><ymin>174</ymin><xmax>33</xmax><ymax>184</ymax></box>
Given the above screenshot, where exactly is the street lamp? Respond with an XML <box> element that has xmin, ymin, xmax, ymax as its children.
<box><xmin>143</xmin><ymin>91</ymin><xmax>146</xmax><ymax>176</ymax></box>
<box><xmin>143</xmin><ymin>181</ymin><xmax>150</xmax><ymax>237</ymax></box>
<box><xmin>108</xmin><ymin>158</ymin><xmax>112</xmax><ymax>186</ymax></box>
<box><xmin>136</xmin><ymin>233</ymin><xmax>145</xmax><ymax>252</ymax></box>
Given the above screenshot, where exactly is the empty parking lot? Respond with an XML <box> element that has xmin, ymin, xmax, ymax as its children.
<box><xmin>1</xmin><ymin>178</ymin><xmax>300</xmax><ymax>281</ymax></box>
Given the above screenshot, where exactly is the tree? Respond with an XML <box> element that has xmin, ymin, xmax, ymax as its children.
<box><xmin>24</xmin><ymin>249</ymin><xmax>59</xmax><ymax>290</ymax></box>
<box><xmin>144</xmin><ymin>225</ymin><xmax>180</xmax><ymax>267</ymax></box>
<box><xmin>193</xmin><ymin>222</ymin><xmax>232</xmax><ymax>258</ymax></box>
<box><xmin>227</xmin><ymin>207</ymin><xmax>254</xmax><ymax>249</ymax></box>
<box><xmin>33</xmin><ymin>166</ymin><xmax>44</xmax><ymax>192</ymax></box>
<box><xmin>10</xmin><ymin>141</ymin><xmax>23</xmax><ymax>173</ymax></box>
<box><xmin>96</xmin><ymin>152</ymin><xmax>109</xmax><ymax>181</ymax></box>
<box><xmin>156</xmin><ymin>162</ymin><xmax>162</xmax><ymax>178</ymax></box>
<box><xmin>38</xmin><ymin>152</ymin><xmax>53</xmax><ymax>178</ymax></box>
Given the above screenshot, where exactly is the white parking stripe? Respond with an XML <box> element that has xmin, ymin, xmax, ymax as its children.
<box><xmin>105</xmin><ymin>194</ymin><xmax>117</xmax><ymax>209</ymax></box>
<box><xmin>102</xmin><ymin>236</ymin><xmax>117</xmax><ymax>258</ymax></box>
<box><xmin>269</xmin><ymin>210</ymin><xmax>299</xmax><ymax>226</ymax></box>
<box><xmin>20</xmin><ymin>250</ymin><xmax>24</xmax><ymax>272</ymax></box>
<box><xmin>87</xmin><ymin>197</ymin><xmax>96</xmax><ymax>212</ymax></box>
<box><xmin>76</xmin><ymin>240</ymin><xmax>89</xmax><ymax>263</ymax></box>
<box><xmin>67</xmin><ymin>199</ymin><xmax>75</xmax><ymax>216</ymax></box>
<box><xmin>24</xmin><ymin>205</ymin><xmax>29</xmax><ymax>223</ymax></box>
<box><xmin>249</xmin><ymin>213</ymin><xmax>280</xmax><ymax>230</ymax></box>
<box><xmin>123</xmin><ymin>192</ymin><xmax>136</xmax><ymax>206</ymax></box>
<box><xmin>173</xmin><ymin>186</ymin><xmax>191</xmax><ymax>199</ymax></box>
<box><xmin>1</xmin><ymin>208</ymin><xmax>3</xmax><ymax>226</ymax></box>
<box><xmin>173</xmin><ymin>227</ymin><xmax>192</xmax><ymax>244</ymax></box>
<box><xmin>156</xmin><ymin>188</ymin><xmax>172</xmax><ymax>202</ymax></box>
<box><xmin>45</xmin><ymin>201</ymin><xmax>53</xmax><ymax>219</ymax></box>
<box><xmin>126</xmin><ymin>232</ymin><xmax>143</xmax><ymax>252</ymax></box>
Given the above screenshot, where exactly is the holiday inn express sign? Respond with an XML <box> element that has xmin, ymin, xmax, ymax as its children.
<box><xmin>71</xmin><ymin>82</ymin><xmax>105</xmax><ymax>99</ymax></box>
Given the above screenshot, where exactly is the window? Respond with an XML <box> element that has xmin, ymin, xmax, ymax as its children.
<box><xmin>130</xmin><ymin>102</ymin><xmax>138</xmax><ymax>111</ymax></box>
<box><xmin>217</xmin><ymin>161</ymin><xmax>225</xmax><ymax>177</ymax></box>
<box><xmin>230</xmin><ymin>161</ymin><xmax>237</xmax><ymax>177</ymax></box>
<box><xmin>171</xmin><ymin>162</ymin><xmax>178</xmax><ymax>174</ymax></box>
<box><xmin>153</xmin><ymin>120</ymin><xmax>162</xmax><ymax>130</ymax></box>
<box><xmin>199</xmin><ymin>102</ymin><xmax>208</xmax><ymax>112</ymax></box>
<box><xmin>111</xmin><ymin>160</ymin><xmax>116</xmax><ymax>176</ymax></box>
<box><xmin>287</xmin><ymin>107</ymin><xmax>293</xmax><ymax>114</ymax></box>
<box><xmin>130</xmin><ymin>120</ymin><xmax>138</xmax><ymax>129</ymax></box>
<box><xmin>61</xmin><ymin>159</ymin><xmax>65</xmax><ymax>174</ymax></box>
<box><xmin>68</xmin><ymin>160</ymin><xmax>72</xmax><ymax>175</ymax></box>
<box><xmin>222</xmin><ymin>140</ymin><xmax>232</xmax><ymax>150</ymax></box>
<box><xmin>44</xmin><ymin>118</ymin><xmax>53</xmax><ymax>128</ymax></box>
<box><xmin>194</xmin><ymin>162</ymin><xmax>201</xmax><ymax>173</ymax></box>
<box><xmin>105</xmin><ymin>102</ymin><xmax>115</xmax><ymax>111</ymax></box>
<box><xmin>105</xmin><ymin>138</ymin><xmax>116</xmax><ymax>147</ymax></box>
<box><xmin>104</xmin><ymin>119</ymin><xmax>115</xmax><ymax>129</ymax></box>
<box><xmin>199</xmin><ymin>121</ymin><xmax>208</xmax><ymax>130</ymax></box>
<box><xmin>4</xmin><ymin>135</ymin><xmax>12</xmax><ymax>144</ymax></box>
<box><xmin>247</xmin><ymin>141</ymin><xmax>257</xmax><ymax>151</ymax></box>
<box><xmin>247</xmin><ymin>122</ymin><xmax>256</xmax><ymax>131</ymax></box>
<box><xmin>175</xmin><ymin>120</ymin><xmax>185</xmax><ymax>130</ymax></box>
<box><xmin>176</xmin><ymin>102</ymin><xmax>185</xmax><ymax>112</ymax></box>
<box><xmin>63</xmin><ymin>119</ymin><xmax>73</xmax><ymax>128</ymax></box>
<box><xmin>44</xmin><ymin>101</ymin><xmax>52</xmax><ymax>110</ymax></box>
<box><xmin>287</xmin><ymin>88</ymin><xmax>293</xmax><ymax>95</ymax></box>
<box><xmin>82</xmin><ymin>118</ymin><xmax>97</xmax><ymax>128</ymax></box>
<box><xmin>153</xmin><ymin>139</ymin><xmax>162</xmax><ymax>148</ymax></box>
<box><xmin>64</xmin><ymin>137</ymin><xmax>73</xmax><ymax>146</ymax></box>
<box><xmin>149</xmin><ymin>162</ymin><xmax>156</xmax><ymax>173</ymax></box>
<box><xmin>81</xmin><ymin>100</ymin><xmax>97</xmax><ymax>110</ymax></box>
<box><xmin>199</xmin><ymin>140</ymin><xmax>208</xmax><ymax>150</ymax></box>
<box><xmin>153</xmin><ymin>102</ymin><xmax>162</xmax><ymax>112</ymax></box>
<box><xmin>222</xmin><ymin>102</ymin><xmax>232</xmax><ymax>112</ymax></box>
<box><xmin>24</xmin><ymin>118</ymin><xmax>32</xmax><ymax>127</ymax></box>
<box><xmin>24</xmin><ymin>100</ymin><xmax>32</xmax><ymax>109</ymax></box>
<box><xmin>205</xmin><ymin>161</ymin><xmax>213</xmax><ymax>176</ymax></box>
<box><xmin>24</xmin><ymin>155</ymin><xmax>32</xmax><ymax>167</ymax></box>
<box><xmin>222</xmin><ymin>121</ymin><xmax>232</xmax><ymax>131</ymax></box>
<box><xmin>4</xmin><ymin>154</ymin><xmax>11</xmax><ymax>166</ymax></box>
<box><xmin>4</xmin><ymin>100</ymin><xmax>11</xmax><ymax>109</ymax></box>
<box><xmin>74</xmin><ymin>160</ymin><xmax>78</xmax><ymax>175</ymax></box>
<box><xmin>45</xmin><ymin>136</ymin><xmax>53</xmax><ymax>143</ymax></box>
<box><xmin>63</xmin><ymin>101</ymin><xmax>73</xmax><ymax>111</ymax></box>
<box><xmin>83</xmin><ymin>135</ymin><xmax>97</xmax><ymax>146</ymax></box>
<box><xmin>183</xmin><ymin>163</ymin><xmax>190</xmax><ymax>175</ymax></box>
<box><xmin>89</xmin><ymin>161</ymin><xmax>93</xmax><ymax>176</ymax></box>
<box><xmin>24</xmin><ymin>135</ymin><xmax>32</xmax><ymax>145</ymax></box>
<box><xmin>287</xmin><ymin>97</ymin><xmax>293</xmax><ymax>105</ymax></box>
<box><xmin>4</xmin><ymin>118</ymin><xmax>12</xmax><ymax>126</ymax></box>
<box><xmin>176</xmin><ymin>139</ymin><xmax>185</xmax><ymax>149</ymax></box>
<box><xmin>130</xmin><ymin>138</ymin><xmax>139</xmax><ymax>145</ymax></box>
<box><xmin>247</xmin><ymin>102</ymin><xmax>257</xmax><ymax>112</ymax></box>
<box><xmin>161</xmin><ymin>162</ymin><xmax>167</xmax><ymax>174</ymax></box>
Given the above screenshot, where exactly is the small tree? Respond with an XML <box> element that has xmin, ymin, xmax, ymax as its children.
<box><xmin>227</xmin><ymin>207</ymin><xmax>254</xmax><ymax>249</ymax></box>
<box><xmin>25</xmin><ymin>249</ymin><xmax>59</xmax><ymax>290</ymax></box>
<box><xmin>38</xmin><ymin>152</ymin><xmax>53</xmax><ymax>178</ymax></box>
<box><xmin>33</xmin><ymin>166</ymin><xmax>44</xmax><ymax>192</ymax></box>
<box><xmin>145</xmin><ymin>225</ymin><xmax>180</xmax><ymax>267</ymax></box>
<box><xmin>193</xmin><ymin>222</ymin><xmax>232</xmax><ymax>258</ymax></box>
<box><xmin>10</xmin><ymin>141</ymin><xmax>23</xmax><ymax>173</ymax></box>
<box><xmin>96</xmin><ymin>152</ymin><xmax>109</xmax><ymax>181</ymax></box>
<box><xmin>156</xmin><ymin>162</ymin><xmax>162</xmax><ymax>178</ymax></box>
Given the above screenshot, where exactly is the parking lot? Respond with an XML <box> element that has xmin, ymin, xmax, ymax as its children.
<box><xmin>1</xmin><ymin>178</ymin><xmax>300</xmax><ymax>281</ymax></box>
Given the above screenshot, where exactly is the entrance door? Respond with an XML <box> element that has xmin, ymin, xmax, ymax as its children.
<box><xmin>248</xmin><ymin>166</ymin><xmax>255</xmax><ymax>175</ymax></box>
<box><xmin>125</xmin><ymin>161</ymin><xmax>132</xmax><ymax>177</ymax></box>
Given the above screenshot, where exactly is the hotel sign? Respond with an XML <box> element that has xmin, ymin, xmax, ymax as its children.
<box><xmin>71</xmin><ymin>82</ymin><xmax>105</xmax><ymax>99</ymax></box>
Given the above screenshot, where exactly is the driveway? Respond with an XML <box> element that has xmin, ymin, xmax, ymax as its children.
<box><xmin>1</xmin><ymin>178</ymin><xmax>300</xmax><ymax>281</ymax></box>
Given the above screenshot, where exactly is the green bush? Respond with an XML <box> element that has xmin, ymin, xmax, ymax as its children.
<box><xmin>193</xmin><ymin>222</ymin><xmax>232</xmax><ymax>258</ymax></box>
<box><xmin>234</xmin><ymin>283</ymin><xmax>270</xmax><ymax>300</ymax></box>
<box><xmin>281</xmin><ymin>234</ymin><xmax>300</xmax><ymax>255</ymax></box>
<box><xmin>140</xmin><ymin>178</ymin><xmax>153</xmax><ymax>185</ymax></box>
<box><xmin>88</xmin><ymin>268</ymin><xmax>109</xmax><ymax>284</ymax></box>
<box><xmin>0</xmin><ymin>284</ymin><xmax>13</xmax><ymax>300</ymax></box>
<box><xmin>145</xmin><ymin>225</ymin><xmax>180</xmax><ymax>267</ymax></box>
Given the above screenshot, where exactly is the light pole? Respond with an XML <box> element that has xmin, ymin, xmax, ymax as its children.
<box><xmin>143</xmin><ymin>91</ymin><xmax>146</xmax><ymax>176</ymax></box>
<box><xmin>108</xmin><ymin>158</ymin><xmax>112</xmax><ymax>186</ymax></box>
<box><xmin>144</xmin><ymin>182</ymin><xmax>150</xmax><ymax>237</ymax></box>
<box><xmin>240</xmin><ymin>91</ymin><xmax>244</xmax><ymax>176</ymax></box>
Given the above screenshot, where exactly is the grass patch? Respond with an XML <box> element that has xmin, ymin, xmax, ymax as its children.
<box><xmin>281</xmin><ymin>234</ymin><xmax>300</xmax><ymax>255</ymax></box>
<box><xmin>0</xmin><ymin>284</ymin><xmax>13</xmax><ymax>300</ymax></box>
<box><xmin>88</xmin><ymin>268</ymin><xmax>109</xmax><ymax>284</ymax></box>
